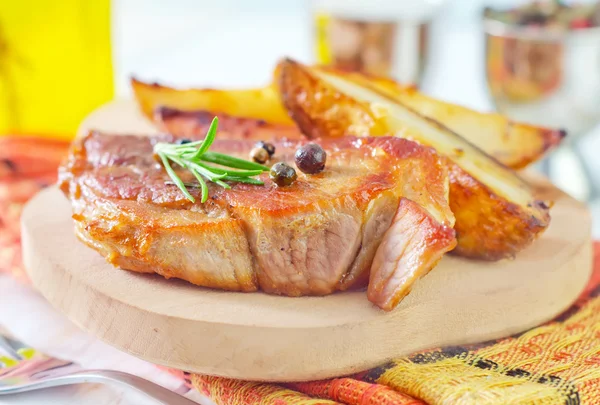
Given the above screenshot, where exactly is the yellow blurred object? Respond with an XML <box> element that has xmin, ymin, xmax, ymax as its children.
<box><xmin>0</xmin><ymin>1</ymin><xmax>113</xmax><ymax>140</ymax></box>
<box><xmin>314</xmin><ymin>13</ymin><xmax>333</xmax><ymax>66</ymax></box>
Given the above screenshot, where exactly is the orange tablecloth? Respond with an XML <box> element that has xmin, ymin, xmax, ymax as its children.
<box><xmin>2</xmin><ymin>136</ymin><xmax>599</xmax><ymax>405</ymax></box>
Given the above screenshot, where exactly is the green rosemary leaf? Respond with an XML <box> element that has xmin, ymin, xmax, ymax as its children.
<box><xmin>191</xmin><ymin>117</ymin><xmax>219</xmax><ymax>158</ymax></box>
<box><xmin>159</xmin><ymin>152</ymin><xmax>195</xmax><ymax>203</ymax></box>
<box><xmin>222</xmin><ymin>176</ymin><xmax>265</xmax><ymax>185</ymax></box>
<box><xmin>215</xmin><ymin>179</ymin><xmax>231</xmax><ymax>189</ymax></box>
<box><xmin>200</xmin><ymin>152</ymin><xmax>269</xmax><ymax>171</ymax></box>
<box><xmin>167</xmin><ymin>154</ymin><xmax>187</xmax><ymax>168</ymax></box>
<box><xmin>190</xmin><ymin>168</ymin><xmax>209</xmax><ymax>203</ymax></box>
<box><xmin>153</xmin><ymin>115</ymin><xmax>265</xmax><ymax>203</ymax></box>
<box><xmin>195</xmin><ymin>162</ymin><xmax>263</xmax><ymax>177</ymax></box>
<box><xmin>155</xmin><ymin>143</ymin><xmax>193</xmax><ymax>155</ymax></box>
<box><xmin>188</xmin><ymin>162</ymin><xmax>227</xmax><ymax>181</ymax></box>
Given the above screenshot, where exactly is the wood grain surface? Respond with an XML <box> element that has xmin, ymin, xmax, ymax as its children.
<box><xmin>20</xmin><ymin>101</ymin><xmax>593</xmax><ymax>382</ymax></box>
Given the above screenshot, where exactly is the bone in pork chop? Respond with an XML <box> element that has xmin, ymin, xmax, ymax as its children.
<box><xmin>59</xmin><ymin>129</ymin><xmax>456</xmax><ymax>311</ymax></box>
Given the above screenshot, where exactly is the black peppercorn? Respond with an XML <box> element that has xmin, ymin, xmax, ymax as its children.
<box><xmin>295</xmin><ymin>143</ymin><xmax>326</xmax><ymax>174</ymax></box>
<box><xmin>255</xmin><ymin>141</ymin><xmax>276</xmax><ymax>157</ymax></box>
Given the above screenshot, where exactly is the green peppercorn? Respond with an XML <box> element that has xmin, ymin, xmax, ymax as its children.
<box><xmin>270</xmin><ymin>162</ymin><xmax>297</xmax><ymax>187</ymax></box>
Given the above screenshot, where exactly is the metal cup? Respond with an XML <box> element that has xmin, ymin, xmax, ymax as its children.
<box><xmin>314</xmin><ymin>15</ymin><xmax>429</xmax><ymax>86</ymax></box>
<box><xmin>484</xmin><ymin>18</ymin><xmax>600</xmax><ymax>136</ymax></box>
<box><xmin>484</xmin><ymin>18</ymin><xmax>600</xmax><ymax>201</ymax></box>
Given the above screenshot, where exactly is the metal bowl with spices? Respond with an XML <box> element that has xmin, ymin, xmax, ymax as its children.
<box><xmin>483</xmin><ymin>11</ymin><xmax>600</xmax><ymax>202</ymax></box>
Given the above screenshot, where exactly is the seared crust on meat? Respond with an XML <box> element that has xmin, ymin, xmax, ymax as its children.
<box><xmin>59</xmin><ymin>132</ymin><xmax>455</xmax><ymax>310</ymax></box>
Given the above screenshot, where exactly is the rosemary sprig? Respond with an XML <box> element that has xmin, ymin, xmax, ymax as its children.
<box><xmin>154</xmin><ymin>117</ymin><xmax>269</xmax><ymax>203</ymax></box>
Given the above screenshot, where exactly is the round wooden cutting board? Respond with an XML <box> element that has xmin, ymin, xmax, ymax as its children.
<box><xmin>21</xmin><ymin>101</ymin><xmax>593</xmax><ymax>382</ymax></box>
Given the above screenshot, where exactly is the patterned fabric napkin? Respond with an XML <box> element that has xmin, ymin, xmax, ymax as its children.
<box><xmin>0</xmin><ymin>137</ymin><xmax>70</xmax><ymax>282</ymax></box>
<box><xmin>179</xmin><ymin>251</ymin><xmax>600</xmax><ymax>405</ymax></box>
<box><xmin>2</xmin><ymin>136</ymin><xmax>599</xmax><ymax>405</ymax></box>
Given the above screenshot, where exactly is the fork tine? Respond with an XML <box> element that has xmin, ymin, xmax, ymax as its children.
<box><xmin>0</xmin><ymin>328</ymin><xmax>24</xmax><ymax>360</ymax></box>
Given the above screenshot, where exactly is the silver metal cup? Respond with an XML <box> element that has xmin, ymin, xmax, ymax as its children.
<box><xmin>484</xmin><ymin>18</ymin><xmax>600</xmax><ymax>201</ymax></box>
<box><xmin>313</xmin><ymin>14</ymin><xmax>429</xmax><ymax>87</ymax></box>
<box><xmin>484</xmin><ymin>19</ymin><xmax>600</xmax><ymax>136</ymax></box>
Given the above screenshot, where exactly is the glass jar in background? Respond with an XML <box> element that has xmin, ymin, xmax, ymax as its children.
<box><xmin>0</xmin><ymin>1</ymin><xmax>113</xmax><ymax>140</ymax></box>
<box><xmin>312</xmin><ymin>0</ymin><xmax>448</xmax><ymax>85</ymax></box>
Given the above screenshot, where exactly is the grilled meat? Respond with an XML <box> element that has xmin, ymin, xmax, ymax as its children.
<box><xmin>60</xmin><ymin>131</ymin><xmax>456</xmax><ymax>310</ymax></box>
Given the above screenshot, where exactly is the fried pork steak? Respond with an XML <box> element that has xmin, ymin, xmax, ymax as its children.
<box><xmin>59</xmin><ymin>123</ymin><xmax>456</xmax><ymax>310</ymax></box>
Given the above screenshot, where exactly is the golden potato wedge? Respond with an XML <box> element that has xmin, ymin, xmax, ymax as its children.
<box><xmin>345</xmin><ymin>71</ymin><xmax>565</xmax><ymax>169</ymax></box>
<box><xmin>274</xmin><ymin>64</ymin><xmax>565</xmax><ymax>169</ymax></box>
<box><xmin>278</xmin><ymin>58</ymin><xmax>550</xmax><ymax>260</ymax></box>
<box><xmin>131</xmin><ymin>78</ymin><xmax>293</xmax><ymax>125</ymax></box>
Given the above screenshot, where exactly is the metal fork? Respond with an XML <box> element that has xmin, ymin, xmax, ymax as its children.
<box><xmin>0</xmin><ymin>332</ymin><xmax>198</xmax><ymax>404</ymax></box>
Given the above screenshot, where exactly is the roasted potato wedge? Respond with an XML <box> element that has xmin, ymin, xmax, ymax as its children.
<box><xmin>275</xmin><ymin>63</ymin><xmax>564</xmax><ymax>168</ymax></box>
<box><xmin>331</xmin><ymin>70</ymin><xmax>565</xmax><ymax>169</ymax></box>
<box><xmin>278</xmin><ymin>58</ymin><xmax>550</xmax><ymax>260</ymax></box>
<box><xmin>131</xmin><ymin>78</ymin><xmax>293</xmax><ymax>125</ymax></box>
<box><xmin>395</xmin><ymin>91</ymin><xmax>565</xmax><ymax>169</ymax></box>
